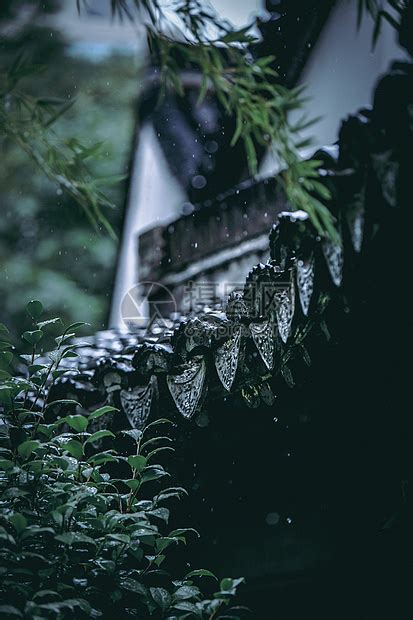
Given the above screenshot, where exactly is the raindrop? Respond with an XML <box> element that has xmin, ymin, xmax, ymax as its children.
<box><xmin>182</xmin><ymin>202</ymin><xmax>195</xmax><ymax>215</ymax></box>
<box><xmin>192</xmin><ymin>175</ymin><xmax>207</xmax><ymax>189</ymax></box>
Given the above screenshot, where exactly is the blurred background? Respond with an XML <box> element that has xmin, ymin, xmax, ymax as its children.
<box><xmin>0</xmin><ymin>0</ymin><xmax>142</xmax><ymax>340</ymax></box>
<box><xmin>0</xmin><ymin>0</ymin><xmax>401</xmax><ymax>342</ymax></box>
<box><xmin>0</xmin><ymin>0</ymin><xmax>264</xmax><ymax>341</ymax></box>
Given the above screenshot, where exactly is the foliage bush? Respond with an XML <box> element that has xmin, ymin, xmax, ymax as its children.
<box><xmin>0</xmin><ymin>303</ymin><xmax>246</xmax><ymax>619</ymax></box>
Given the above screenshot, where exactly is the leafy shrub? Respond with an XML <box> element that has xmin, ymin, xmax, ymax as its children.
<box><xmin>0</xmin><ymin>303</ymin><xmax>246</xmax><ymax>619</ymax></box>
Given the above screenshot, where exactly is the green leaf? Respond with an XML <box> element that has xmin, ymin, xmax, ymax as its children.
<box><xmin>45</xmin><ymin>399</ymin><xmax>79</xmax><ymax>410</ymax></box>
<box><xmin>107</xmin><ymin>533</ymin><xmax>130</xmax><ymax>544</ymax></box>
<box><xmin>185</xmin><ymin>569</ymin><xmax>217</xmax><ymax>580</ymax></box>
<box><xmin>64</xmin><ymin>414</ymin><xmax>88</xmax><ymax>432</ymax></box>
<box><xmin>10</xmin><ymin>513</ymin><xmax>27</xmax><ymax>534</ymax></box>
<box><xmin>169</xmin><ymin>528</ymin><xmax>199</xmax><ymax>539</ymax></box>
<box><xmin>62</xmin><ymin>439</ymin><xmax>84</xmax><ymax>459</ymax></box>
<box><xmin>219</xmin><ymin>577</ymin><xmax>245</xmax><ymax>594</ymax></box>
<box><xmin>173</xmin><ymin>585</ymin><xmax>201</xmax><ymax>601</ymax></box>
<box><xmin>146</xmin><ymin>446</ymin><xmax>174</xmax><ymax>461</ymax></box>
<box><xmin>17</xmin><ymin>440</ymin><xmax>41</xmax><ymax>459</ymax></box>
<box><xmin>125</xmin><ymin>479</ymin><xmax>141</xmax><ymax>491</ymax></box>
<box><xmin>155</xmin><ymin>537</ymin><xmax>179</xmax><ymax>553</ymax></box>
<box><xmin>87</xmin><ymin>451</ymin><xmax>118</xmax><ymax>465</ymax></box>
<box><xmin>121</xmin><ymin>428</ymin><xmax>143</xmax><ymax>442</ymax></box>
<box><xmin>142</xmin><ymin>465</ymin><xmax>168</xmax><ymax>483</ymax></box>
<box><xmin>0</xmin><ymin>458</ymin><xmax>13</xmax><ymax>471</ymax></box>
<box><xmin>0</xmin><ymin>351</ymin><xmax>13</xmax><ymax>365</ymax></box>
<box><xmin>128</xmin><ymin>455</ymin><xmax>147</xmax><ymax>472</ymax></box>
<box><xmin>85</xmin><ymin>430</ymin><xmax>115</xmax><ymax>444</ymax></box>
<box><xmin>28</xmin><ymin>363</ymin><xmax>48</xmax><ymax>374</ymax></box>
<box><xmin>26</xmin><ymin>300</ymin><xmax>43</xmax><ymax>319</ymax></box>
<box><xmin>55</xmin><ymin>532</ymin><xmax>96</xmax><ymax>546</ymax></box>
<box><xmin>148</xmin><ymin>507</ymin><xmax>169</xmax><ymax>522</ymax></box>
<box><xmin>63</xmin><ymin>321</ymin><xmax>88</xmax><ymax>335</ymax></box>
<box><xmin>121</xmin><ymin>579</ymin><xmax>147</xmax><ymax>597</ymax></box>
<box><xmin>172</xmin><ymin>601</ymin><xmax>199</xmax><ymax>613</ymax></box>
<box><xmin>22</xmin><ymin>330</ymin><xmax>43</xmax><ymax>345</ymax></box>
<box><xmin>143</xmin><ymin>418</ymin><xmax>173</xmax><ymax>433</ymax></box>
<box><xmin>141</xmin><ymin>436</ymin><xmax>172</xmax><ymax>451</ymax></box>
<box><xmin>88</xmin><ymin>405</ymin><xmax>118</xmax><ymax>420</ymax></box>
<box><xmin>150</xmin><ymin>587</ymin><xmax>171</xmax><ymax>612</ymax></box>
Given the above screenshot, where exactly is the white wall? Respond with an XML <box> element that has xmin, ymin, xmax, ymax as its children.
<box><xmin>260</xmin><ymin>0</ymin><xmax>405</xmax><ymax>176</ymax></box>
<box><xmin>109</xmin><ymin>124</ymin><xmax>186</xmax><ymax>328</ymax></box>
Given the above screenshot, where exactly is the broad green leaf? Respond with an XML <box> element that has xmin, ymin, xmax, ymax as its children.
<box><xmin>169</xmin><ymin>527</ymin><xmax>199</xmax><ymax>539</ymax></box>
<box><xmin>127</xmin><ymin>455</ymin><xmax>147</xmax><ymax>472</ymax></box>
<box><xmin>22</xmin><ymin>330</ymin><xmax>43</xmax><ymax>345</ymax></box>
<box><xmin>26</xmin><ymin>300</ymin><xmax>43</xmax><ymax>319</ymax></box>
<box><xmin>10</xmin><ymin>513</ymin><xmax>27</xmax><ymax>534</ymax></box>
<box><xmin>20</xmin><ymin>527</ymin><xmax>55</xmax><ymax>541</ymax></box>
<box><xmin>28</xmin><ymin>363</ymin><xmax>48</xmax><ymax>374</ymax></box>
<box><xmin>121</xmin><ymin>579</ymin><xmax>147</xmax><ymax>597</ymax></box>
<box><xmin>125</xmin><ymin>479</ymin><xmax>141</xmax><ymax>491</ymax></box>
<box><xmin>62</xmin><ymin>439</ymin><xmax>84</xmax><ymax>459</ymax></box>
<box><xmin>143</xmin><ymin>418</ymin><xmax>173</xmax><ymax>433</ymax></box>
<box><xmin>64</xmin><ymin>415</ymin><xmax>88</xmax><ymax>432</ymax></box>
<box><xmin>87</xmin><ymin>451</ymin><xmax>118</xmax><ymax>466</ymax></box>
<box><xmin>185</xmin><ymin>569</ymin><xmax>217</xmax><ymax>580</ymax></box>
<box><xmin>150</xmin><ymin>587</ymin><xmax>171</xmax><ymax>612</ymax></box>
<box><xmin>63</xmin><ymin>321</ymin><xmax>88</xmax><ymax>335</ymax></box>
<box><xmin>18</xmin><ymin>440</ymin><xmax>41</xmax><ymax>459</ymax></box>
<box><xmin>142</xmin><ymin>465</ymin><xmax>169</xmax><ymax>483</ymax></box>
<box><xmin>0</xmin><ymin>351</ymin><xmax>13</xmax><ymax>365</ymax></box>
<box><xmin>55</xmin><ymin>532</ymin><xmax>96</xmax><ymax>546</ymax></box>
<box><xmin>45</xmin><ymin>399</ymin><xmax>79</xmax><ymax>410</ymax></box>
<box><xmin>219</xmin><ymin>577</ymin><xmax>245</xmax><ymax>593</ymax></box>
<box><xmin>85</xmin><ymin>430</ymin><xmax>115</xmax><ymax>444</ymax></box>
<box><xmin>141</xmin><ymin>436</ymin><xmax>172</xmax><ymax>451</ymax></box>
<box><xmin>148</xmin><ymin>507</ymin><xmax>169</xmax><ymax>522</ymax></box>
<box><xmin>121</xmin><ymin>428</ymin><xmax>142</xmax><ymax>442</ymax></box>
<box><xmin>88</xmin><ymin>405</ymin><xmax>118</xmax><ymax>420</ymax></box>
<box><xmin>146</xmin><ymin>446</ymin><xmax>174</xmax><ymax>461</ymax></box>
<box><xmin>156</xmin><ymin>537</ymin><xmax>179</xmax><ymax>553</ymax></box>
<box><xmin>173</xmin><ymin>585</ymin><xmax>201</xmax><ymax>601</ymax></box>
<box><xmin>107</xmin><ymin>533</ymin><xmax>130</xmax><ymax>544</ymax></box>
<box><xmin>0</xmin><ymin>458</ymin><xmax>13</xmax><ymax>470</ymax></box>
<box><xmin>172</xmin><ymin>601</ymin><xmax>199</xmax><ymax>613</ymax></box>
